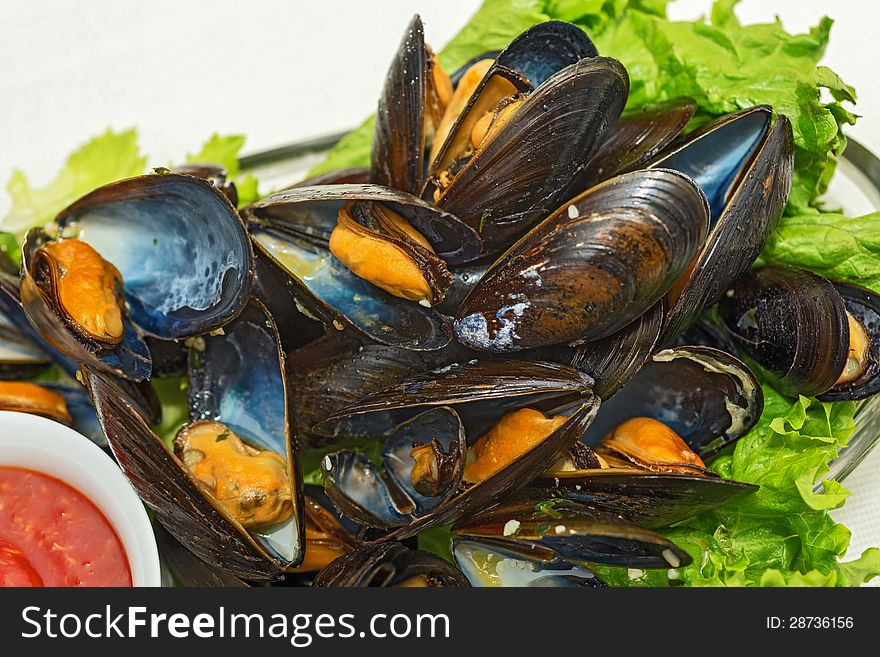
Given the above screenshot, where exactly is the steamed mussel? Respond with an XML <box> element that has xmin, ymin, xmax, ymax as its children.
<box><xmin>19</xmin><ymin>173</ymin><xmax>254</xmax><ymax>382</ymax></box>
<box><xmin>718</xmin><ymin>265</ymin><xmax>880</xmax><ymax>400</ymax></box>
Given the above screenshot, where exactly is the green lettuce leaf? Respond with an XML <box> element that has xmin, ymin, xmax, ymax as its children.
<box><xmin>595</xmin><ymin>386</ymin><xmax>879</xmax><ymax>586</ymax></box>
<box><xmin>186</xmin><ymin>133</ymin><xmax>260</xmax><ymax>206</ymax></box>
<box><xmin>1</xmin><ymin>129</ymin><xmax>146</xmax><ymax>238</ymax></box>
<box><xmin>760</xmin><ymin>211</ymin><xmax>880</xmax><ymax>294</ymax></box>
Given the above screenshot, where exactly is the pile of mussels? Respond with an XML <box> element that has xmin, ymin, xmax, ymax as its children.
<box><xmin>2</xmin><ymin>16</ymin><xmax>880</xmax><ymax>587</ymax></box>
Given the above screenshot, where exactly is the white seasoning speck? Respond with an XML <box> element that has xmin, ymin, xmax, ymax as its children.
<box><xmin>627</xmin><ymin>569</ymin><xmax>644</xmax><ymax>580</ymax></box>
<box><xmin>322</xmin><ymin>456</ymin><xmax>332</xmax><ymax>471</ymax></box>
<box><xmin>503</xmin><ymin>519</ymin><xmax>520</xmax><ymax>537</ymax></box>
<box><xmin>567</xmin><ymin>205</ymin><xmax>579</xmax><ymax>219</ymax></box>
<box><xmin>419</xmin><ymin>298</ymin><xmax>431</xmax><ymax>308</ymax></box>
<box><xmin>667</xmin><ymin>569</ymin><xmax>680</xmax><ymax>580</ymax></box>
<box><xmin>662</xmin><ymin>548</ymin><xmax>681</xmax><ymax>568</ymax></box>
<box><xmin>555</xmin><ymin>525</ymin><xmax>566</xmax><ymax>534</ymax></box>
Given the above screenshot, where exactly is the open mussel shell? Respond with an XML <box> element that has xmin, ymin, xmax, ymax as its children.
<box><xmin>650</xmin><ymin>106</ymin><xmax>794</xmax><ymax>341</ymax></box>
<box><xmin>83</xmin><ymin>299</ymin><xmax>302</xmax><ymax>581</ymax></box>
<box><xmin>250</xmin><ymin>223</ymin><xmax>452</xmax><ymax>351</ymax></box>
<box><xmin>527</xmin><ymin>468</ymin><xmax>757</xmax><ymax>529</ymax></box>
<box><xmin>452</xmin><ymin>538</ymin><xmax>605</xmax><ymax>587</ymax></box>
<box><xmin>53</xmin><ymin>173</ymin><xmax>253</xmax><ymax>340</ymax></box>
<box><xmin>435</xmin><ymin>57</ymin><xmax>629</xmax><ymax>254</ymax></box>
<box><xmin>319</xmin><ymin>359</ymin><xmax>600</xmax><ymax>539</ymax></box>
<box><xmin>187</xmin><ymin>298</ymin><xmax>303</xmax><ymax>566</ymax></box>
<box><xmin>583</xmin><ymin>346</ymin><xmax>762</xmax><ymax>459</ymax></box>
<box><xmin>719</xmin><ymin>266</ymin><xmax>880</xmax><ymax>400</ymax></box>
<box><xmin>245</xmin><ymin>184</ymin><xmax>481</xmax><ymax>264</ymax></box>
<box><xmin>20</xmin><ymin>229</ymin><xmax>153</xmax><ymax>382</ymax></box>
<box><xmin>452</xmin><ymin>498</ymin><xmax>691</xmax><ymax>569</ymax></box>
<box><xmin>1</xmin><ymin>267</ymin><xmax>161</xmax><ymax>425</ymax></box>
<box><xmin>569</xmin><ymin>97</ymin><xmax>697</xmax><ymax>195</ymax></box>
<box><xmin>322</xmin><ymin>407</ymin><xmax>466</xmax><ymax>527</ymax></box>
<box><xmin>313</xmin><ymin>542</ymin><xmax>469</xmax><ymax>587</ymax></box>
<box><xmin>454</xmin><ymin>169</ymin><xmax>709</xmax><ymax>352</ymax></box>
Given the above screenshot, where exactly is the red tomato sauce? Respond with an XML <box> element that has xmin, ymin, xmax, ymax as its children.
<box><xmin>0</xmin><ymin>467</ymin><xmax>131</xmax><ymax>587</ymax></box>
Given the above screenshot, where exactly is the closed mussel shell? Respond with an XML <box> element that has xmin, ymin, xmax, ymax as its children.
<box><xmin>525</xmin><ymin>469</ymin><xmax>757</xmax><ymax>529</ymax></box>
<box><xmin>454</xmin><ymin>169</ymin><xmax>709</xmax><ymax>352</ymax></box>
<box><xmin>652</xmin><ymin>106</ymin><xmax>794</xmax><ymax>341</ymax></box>
<box><xmin>452</xmin><ymin>498</ymin><xmax>691</xmax><ymax>570</ymax></box>
<box><xmin>718</xmin><ymin>265</ymin><xmax>872</xmax><ymax>399</ymax></box>
<box><xmin>582</xmin><ymin>346</ymin><xmax>762</xmax><ymax>459</ymax></box>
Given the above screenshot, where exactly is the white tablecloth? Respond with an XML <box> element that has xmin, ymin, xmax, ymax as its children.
<box><xmin>1</xmin><ymin>0</ymin><xmax>878</xmax><ymax>577</ymax></box>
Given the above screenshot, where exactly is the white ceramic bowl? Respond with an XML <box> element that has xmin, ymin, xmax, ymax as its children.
<box><xmin>0</xmin><ymin>410</ymin><xmax>161</xmax><ymax>586</ymax></box>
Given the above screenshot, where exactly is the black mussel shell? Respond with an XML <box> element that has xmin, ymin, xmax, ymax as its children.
<box><xmin>291</xmin><ymin>333</ymin><xmax>475</xmax><ymax>447</ymax></box>
<box><xmin>652</xmin><ymin>107</ymin><xmax>794</xmax><ymax>341</ymax></box>
<box><xmin>452</xmin><ymin>498</ymin><xmax>691</xmax><ymax>570</ymax></box>
<box><xmin>371</xmin><ymin>15</ymin><xmax>429</xmax><ymax>196</ymax></box>
<box><xmin>454</xmin><ymin>169</ymin><xmax>708</xmax><ymax>352</ymax></box>
<box><xmin>582</xmin><ymin>346</ymin><xmax>762</xmax><ymax>459</ymax></box>
<box><xmin>83</xmin><ymin>299</ymin><xmax>302</xmax><ymax>581</ymax></box>
<box><xmin>719</xmin><ymin>266</ymin><xmax>879</xmax><ymax>400</ymax></box>
<box><xmin>54</xmin><ymin>173</ymin><xmax>253</xmax><ymax>340</ymax></box>
<box><xmin>526</xmin><ymin>469</ymin><xmax>757</xmax><ymax>528</ymax></box>
<box><xmin>718</xmin><ymin>265</ymin><xmax>847</xmax><ymax>397</ymax></box>
<box><xmin>319</xmin><ymin>360</ymin><xmax>599</xmax><ymax>539</ymax></box>
<box><xmin>436</xmin><ymin>57</ymin><xmax>629</xmax><ymax>254</ymax></box>
<box><xmin>452</xmin><ymin>538</ymin><xmax>605</xmax><ymax>587</ymax></box>
<box><xmin>155</xmin><ymin>524</ymin><xmax>249</xmax><ymax>588</ymax></box>
<box><xmin>313</xmin><ymin>542</ymin><xmax>469</xmax><ymax>587</ymax></box>
<box><xmin>569</xmin><ymin>97</ymin><xmax>697</xmax><ymax>196</ymax></box>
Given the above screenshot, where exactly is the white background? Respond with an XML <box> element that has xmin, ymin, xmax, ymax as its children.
<box><xmin>1</xmin><ymin>1</ymin><xmax>878</xmax><ymax>576</ymax></box>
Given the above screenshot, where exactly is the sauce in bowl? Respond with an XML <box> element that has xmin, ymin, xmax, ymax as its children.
<box><xmin>0</xmin><ymin>466</ymin><xmax>132</xmax><ymax>587</ymax></box>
